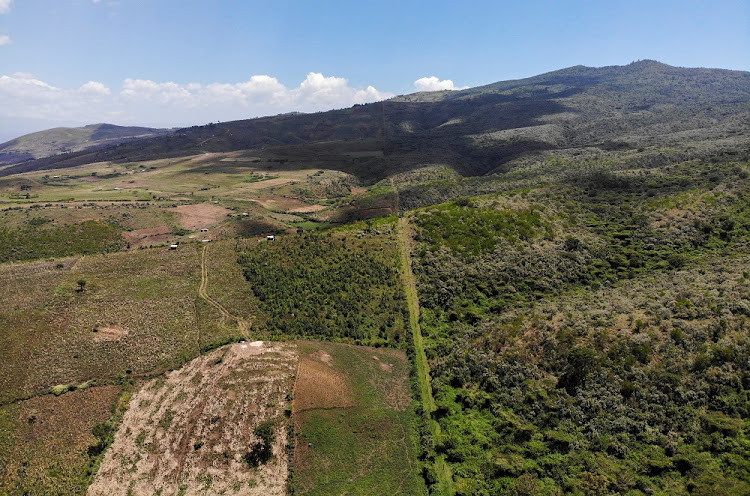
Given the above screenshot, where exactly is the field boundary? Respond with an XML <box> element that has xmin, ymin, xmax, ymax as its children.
<box><xmin>397</xmin><ymin>216</ymin><xmax>454</xmax><ymax>495</ymax></box>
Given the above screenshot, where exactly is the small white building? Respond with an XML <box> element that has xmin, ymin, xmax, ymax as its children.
<box><xmin>201</xmin><ymin>239</ymin><xmax>212</xmax><ymax>243</ymax></box>
<box><xmin>266</xmin><ymin>235</ymin><xmax>275</xmax><ymax>241</ymax></box>
<box><xmin>169</xmin><ymin>244</ymin><xmax>178</xmax><ymax>250</ymax></box>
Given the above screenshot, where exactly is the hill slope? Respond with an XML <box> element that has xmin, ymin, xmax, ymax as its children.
<box><xmin>0</xmin><ymin>123</ymin><xmax>172</xmax><ymax>168</ymax></box>
<box><xmin>2</xmin><ymin>60</ymin><xmax>748</xmax><ymax>181</ymax></box>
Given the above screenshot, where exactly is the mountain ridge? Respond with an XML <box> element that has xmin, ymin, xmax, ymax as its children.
<box><xmin>2</xmin><ymin>61</ymin><xmax>748</xmax><ymax>180</ymax></box>
<box><xmin>0</xmin><ymin>123</ymin><xmax>172</xmax><ymax>168</ymax></box>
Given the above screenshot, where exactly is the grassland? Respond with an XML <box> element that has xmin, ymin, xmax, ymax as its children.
<box><xmin>291</xmin><ymin>341</ymin><xmax>426</xmax><ymax>495</ymax></box>
<box><xmin>0</xmin><ymin>238</ymin><xmax>258</xmax><ymax>492</ymax></box>
<box><xmin>0</xmin><ymin>220</ymin><xmax>424</xmax><ymax>493</ymax></box>
<box><xmin>0</xmin><ymin>386</ymin><xmax>123</xmax><ymax>495</ymax></box>
<box><xmin>0</xmin><ymin>151</ymin><xmax>389</xmax><ymax>262</ymax></box>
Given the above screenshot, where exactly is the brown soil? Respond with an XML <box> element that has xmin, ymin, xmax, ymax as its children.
<box><xmin>88</xmin><ymin>342</ymin><xmax>297</xmax><ymax>496</ymax></box>
<box><xmin>253</xmin><ymin>196</ymin><xmax>318</xmax><ymax>213</ymax></box>
<box><xmin>92</xmin><ymin>325</ymin><xmax>128</xmax><ymax>342</ymax></box>
<box><xmin>288</xmin><ymin>204</ymin><xmax>326</xmax><ymax>213</ymax></box>
<box><xmin>239</xmin><ymin>177</ymin><xmax>297</xmax><ymax>191</ymax></box>
<box><xmin>310</xmin><ymin>350</ymin><xmax>332</xmax><ymax>364</ymax></box>
<box><xmin>168</xmin><ymin>203</ymin><xmax>233</xmax><ymax>230</ymax></box>
<box><xmin>293</xmin><ymin>354</ymin><xmax>354</xmax><ymax>413</ymax></box>
<box><xmin>372</xmin><ymin>356</ymin><xmax>393</xmax><ymax>372</ymax></box>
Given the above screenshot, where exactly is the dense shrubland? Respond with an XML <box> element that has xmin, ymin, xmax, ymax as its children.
<box><xmin>238</xmin><ymin>229</ymin><xmax>409</xmax><ymax>347</ymax></box>
<box><xmin>411</xmin><ymin>160</ymin><xmax>750</xmax><ymax>494</ymax></box>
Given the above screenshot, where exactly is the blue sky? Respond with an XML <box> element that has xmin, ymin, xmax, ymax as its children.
<box><xmin>0</xmin><ymin>0</ymin><xmax>748</xmax><ymax>141</ymax></box>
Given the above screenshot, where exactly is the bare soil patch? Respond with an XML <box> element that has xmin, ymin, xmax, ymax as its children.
<box><xmin>253</xmin><ymin>195</ymin><xmax>318</xmax><ymax>213</ymax></box>
<box><xmin>293</xmin><ymin>355</ymin><xmax>355</xmax><ymax>412</ymax></box>
<box><xmin>88</xmin><ymin>342</ymin><xmax>297</xmax><ymax>496</ymax></box>
<box><xmin>288</xmin><ymin>204</ymin><xmax>326</xmax><ymax>213</ymax></box>
<box><xmin>78</xmin><ymin>176</ymin><xmax>102</xmax><ymax>182</ymax></box>
<box><xmin>310</xmin><ymin>350</ymin><xmax>332</xmax><ymax>364</ymax></box>
<box><xmin>239</xmin><ymin>177</ymin><xmax>297</xmax><ymax>192</ymax></box>
<box><xmin>92</xmin><ymin>325</ymin><xmax>128</xmax><ymax>343</ymax></box>
<box><xmin>168</xmin><ymin>203</ymin><xmax>233</xmax><ymax>230</ymax></box>
<box><xmin>123</xmin><ymin>225</ymin><xmax>174</xmax><ymax>248</ymax></box>
<box><xmin>372</xmin><ymin>355</ymin><xmax>393</xmax><ymax>372</ymax></box>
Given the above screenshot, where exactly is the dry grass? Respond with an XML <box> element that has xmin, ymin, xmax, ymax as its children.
<box><xmin>0</xmin><ymin>385</ymin><xmax>122</xmax><ymax>494</ymax></box>
<box><xmin>0</xmin><ymin>247</ymin><xmax>201</xmax><ymax>402</ymax></box>
<box><xmin>168</xmin><ymin>203</ymin><xmax>233</xmax><ymax>230</ymax></box>
<box><xmin>293</xmin><ymin>355</ymin><xmax>355</xmax><ymax>412</ymax></box>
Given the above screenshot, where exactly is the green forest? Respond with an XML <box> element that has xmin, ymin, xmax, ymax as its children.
<box><xmin>410</xmin><ymin>159</ymin><xmax>750</xmax><ymax>495</ymax></box>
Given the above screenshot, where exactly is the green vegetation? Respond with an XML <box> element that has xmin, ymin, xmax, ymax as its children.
<box><xmin>239</xmin><ymin>230</ymin><xmax>409</xmax><ymax>347</ymax></box>
<box><xmin>244</xmin><ymin>420</ymin><xmax>276</xmax><ymax>467</ymax></box>
<box><xmin>410</xmin><ymin>160</ymin><xmax>750</xmax><ymax>494</ymax></box>
<box><xmin>0</xmin><ymin>61</ymin><xmax>749</xmax><ymax>494</ymax></box>
<box><xmin>291</xmin><ymin>341</ymin><xmax>426</xmax><ymax>495</ymax></box>
<box><xmin>0</xmin><ymin>220</ymin><xmax>123</xmax><ymax>262</ymax></box>
<box><xmin>415</xmin><ymin>200</ymin><xmax>549</xmax><ymax>258</ymax></box>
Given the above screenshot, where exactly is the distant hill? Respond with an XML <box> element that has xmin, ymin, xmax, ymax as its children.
<box><xmin>2</xmin><ymin>61</ymin><xmax>748</xmax><ymax>180</ymax></box>
<box><xmin>0</xmin><ymin>123</ymin><xmax>172</xmax><ymax>168</ymax></box>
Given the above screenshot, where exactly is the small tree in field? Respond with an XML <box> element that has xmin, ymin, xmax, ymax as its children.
<box><xmin>76</xmin><ymin>279</ymin><xmax>87</xmax><ymax>292</ymax></box>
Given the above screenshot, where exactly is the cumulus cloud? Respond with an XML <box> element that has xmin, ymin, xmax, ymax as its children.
<box><xmin>0</xmin><ymin>72</ymin><xmax>394</xmax><ymax>134</ymax></box>
<box><xmin>414</xmin><ymin>76</ymin><xmax>468</xmax><ymax>92</ymax></box>
<box><xmin>79</xmin><ymin>81</ymin><xmax>111</xmax><ymax>96</ymax></box>
<box><xmin>0</xmin><ymin>73</ymin><xmax>115</xmax><ymax>126</ymax></box>
<box><xmin>0</xmin><ymin>35</ymin><xmax>11</xmax><ymax>46</ymax></box>
<box><xmin>0</xmin><ymin>0</ymin><xmax>11</xmax><ymax>15</ymax></box>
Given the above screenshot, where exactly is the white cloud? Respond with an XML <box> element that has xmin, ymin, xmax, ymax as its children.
<box><xmin>414</xmin><ymin>76</ymin><xmax>468</xmax><ymax>92</ymax></box>
<box><xmin>290</xmin><ymin>72</ymin><xmax>391</xmax><ymax>109</ymax></box>
<box><xmin>79</xmin><ymin>81</ymin><xmax>111</xmax><ymax>96</ymax></box>
<box><xmin>0</xmin><ymin>0</ymin><xmax>11</xmax><ymax>15</ymax></box>
<box><xmin>0</xmin><ymin>72</ymin><xmax>394</xmax><ymax>134</ymax></box>
<box><xmin>0</xmin><ymin>35</ymin><xmax>11</xmax><ymax>46</ymax></box>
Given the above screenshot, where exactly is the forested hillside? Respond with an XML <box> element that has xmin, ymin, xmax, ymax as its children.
<box><xmin>409</xmin><ymin>158</ymin><xmax>750</xmax><ymax>494</ymax></box>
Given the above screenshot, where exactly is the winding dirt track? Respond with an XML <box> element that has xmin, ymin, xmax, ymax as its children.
<box><xmin>198</xmin><ymin>243</ymin><xmax>250</xmax><ymax>335</ymax></box>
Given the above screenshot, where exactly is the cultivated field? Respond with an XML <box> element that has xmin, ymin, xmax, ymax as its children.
<box><xmin>89</xmin><ymin>341</ymin><xmax>296</xmax><ymax>496</ymax></box>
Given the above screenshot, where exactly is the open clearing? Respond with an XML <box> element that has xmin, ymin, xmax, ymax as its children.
<box><xmin>291</xmin><ymin>341</ymin><xmax>425</xmax><ymax>495</ymax></box>
<box><xmin>169</xmin><ymin>203</ymin><xmax>234</xmax><ymax>230</ymax></box>
<box><xmin>89</xmin><ymin>342</ymin><xmax>297</xmax><ymax>496</ymax></box>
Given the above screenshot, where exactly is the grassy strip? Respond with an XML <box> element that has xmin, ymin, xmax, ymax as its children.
<box><xmin>398</xmin><ymin>216</ymin><xmax>454</xmax><ymax>495</ymax></box>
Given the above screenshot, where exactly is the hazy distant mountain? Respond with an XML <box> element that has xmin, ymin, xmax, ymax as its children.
<box><xmin>3</xmin><ymin>61</ymin><xmax>748</xmax><ymax>179</ymax></box>
<box><xmin>0</xmin><ymin>123</ymin><xmax>172</xmax><ymax>168</ymax></box>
